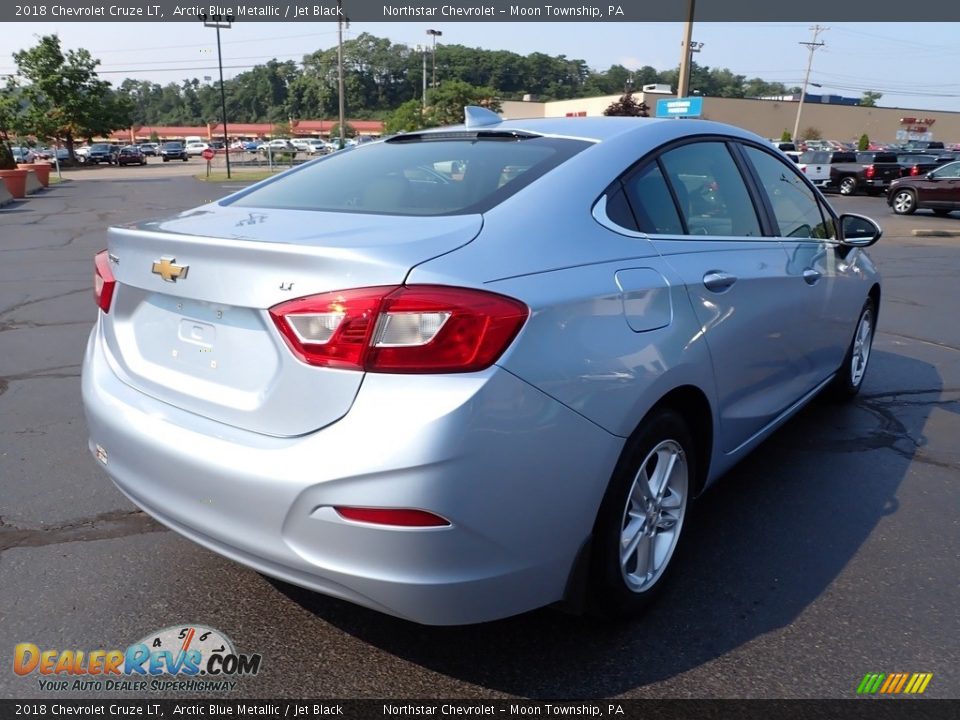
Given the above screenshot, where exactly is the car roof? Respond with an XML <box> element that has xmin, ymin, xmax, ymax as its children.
<box><xmin>407</xmin><ymin>115</ymin><xmax>766</xmax><ymax>146</ymax></box>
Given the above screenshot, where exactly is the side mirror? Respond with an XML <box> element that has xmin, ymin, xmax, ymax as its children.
<box><xmin>925</xmin><ymin>173</ymin><xmax>937</xmax><ymax>180</ymax></box>
<box><xmin>839</xmin><ymin>213</ymin><xmax>882</xmax><ymax>247</ymax></box>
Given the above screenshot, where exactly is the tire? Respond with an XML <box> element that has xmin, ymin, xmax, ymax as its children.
<box><xmin>838</xmin><ymin>176</ymin><xmax>858</xmax><ymax>196</ymax></box>
<box><xmin>829</xmin><ymin>298</ymin><xmax>876</xmax><ymax>400</ymax></box>
<box><xmin>589</xmin><ymin>408</ymin><xmax>696</xmax><ymax>618</ymax></box>
<box><xmin>891</xmin><ymin>189</ymin><xmax>916</xmax><ymax>215</ymax></box>
<box><xmin>163</xmin><ymin>157</ymin><xmax>168</xmax><ymax>162</ymax></box>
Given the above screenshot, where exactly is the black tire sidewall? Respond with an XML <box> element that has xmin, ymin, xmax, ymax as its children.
<box><xmin>830</xmin><ymin>298</ymin><xmax>876</xmax><ymax>399</ymax></box>
<box><xmin>589</xmin><ymin>408</ymin><xmax>697</xmax><ymax>618</ymax></box>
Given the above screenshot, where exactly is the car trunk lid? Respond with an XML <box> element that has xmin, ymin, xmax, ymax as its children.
<box><xmin>100</xmin><ymin>205</ymin><xmax>482</xmax><ymax>437</ymax></box>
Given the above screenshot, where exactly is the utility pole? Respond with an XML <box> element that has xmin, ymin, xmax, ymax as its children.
<box><xmin>792</xmin><ymin>25</ymin><xmax>828</xmax><ymax>144</ymax></box>
<box><xmin>202</xmin><ymin>13</ymin><xmax>233</xmax><ymax>178</ymax></box>
<box><xmin>337</xmin><ymin>0</ymin><xmax>348</xmax><ymax>148</ymax></box>
<box><xmin>676</xmin><ymin>0</ymin><xmax>696</xmax><ymax>98</ymax></box>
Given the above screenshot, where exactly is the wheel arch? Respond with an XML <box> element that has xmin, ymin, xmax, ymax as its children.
<box><xmin>558</xmin><ymin>383</ymin><xmax>714</xmax><ymax>614</ymax></box>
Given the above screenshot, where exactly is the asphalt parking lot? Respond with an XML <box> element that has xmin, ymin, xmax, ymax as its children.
<box><xmin>0</xmin><ymin>174</ymin><xmax>958</xmax><ymax>700</ymax></box>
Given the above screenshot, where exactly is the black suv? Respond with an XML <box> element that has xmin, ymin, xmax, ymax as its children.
<box><xmin>86</xmin><ymin>143</ymin><xmax>120</xmax><ymax>165</ymax></box>
<box><xmin>161</xmin><ymin>142</ymin><xmax>189</xmax><ymax>162</ymax></box>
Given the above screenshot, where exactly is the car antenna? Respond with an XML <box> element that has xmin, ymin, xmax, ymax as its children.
<box><xmin>464</xmin><ymin>106</ymin><xmax>502</xmax><ymax>129</ymax></box>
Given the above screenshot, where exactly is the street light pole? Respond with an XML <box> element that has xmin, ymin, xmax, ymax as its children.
<box><xmin>793</xmin><ymin>25</ymin><xmax>827</xmax><ymax>144</ymax></box>
<box><xmin>202</xmin><ymin>13</ymin><xmax>233</xmax><ymax>178</ymax></box>
<box><xmin>419</xmin><ymin>46</ymin><xmax>427</xmax><ymax>107</ymax></box>
<box><xmin>676</xmin><ymin>0</ymin><xmax>696</xmax><ymax>98</ymax></box>
<box><xmin>426</xmin><ymin>29</ymin><xmax>442</xmax><ymax>88</ymax></box>
<box><xmin>337</xmin><ymin>0</ymin><xmax>348</xmax><ymax>148</ymax></box>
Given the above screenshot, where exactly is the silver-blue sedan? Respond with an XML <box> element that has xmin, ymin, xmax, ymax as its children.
<box><xmin>82</xmin><ymin>108</ymin><xmax>881</xmax><ymax>625</ymax></box>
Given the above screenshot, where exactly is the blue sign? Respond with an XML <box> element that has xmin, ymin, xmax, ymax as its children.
<box><xmin>656</xmin><ymin>96</ymin><xmax>704</xmax><ymax>118</ymax></box>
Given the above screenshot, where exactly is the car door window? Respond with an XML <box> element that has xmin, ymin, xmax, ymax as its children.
<box><xmin>933</xmin><ymin>163</ymin><xmax>960</xmax><ymax>178</ymax></box>
<box><xmin>743</xmin><ymin>146</ymin><xmax>833</xmax><ymax>239</ymax></box>
<box><xmin>620</xmin><ymin>163</ymin><xmax>684</xmax><ymax>235</ymax></box>
<box><xmin>658</xmin><ymin>142</ymin><xmax>762</xmax><ymax>237</ymax></box>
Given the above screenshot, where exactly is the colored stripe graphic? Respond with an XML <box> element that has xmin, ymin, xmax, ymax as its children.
<box><xmin>857</xmin><ymin>672</ymin><xmax>932</xmax><ymax>694</ymax></box>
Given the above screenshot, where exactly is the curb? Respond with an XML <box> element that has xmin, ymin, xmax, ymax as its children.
<box><xmin>912</xmin><ymin>229</ymin><xmax>960</xmax><ymax>237</ymax></box>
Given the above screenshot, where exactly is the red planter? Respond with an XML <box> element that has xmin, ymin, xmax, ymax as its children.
<box><xmin>19</xmin><ymin>162</ymin><xmax>51</xmax><ymax>187</ymax></box>
<box><xmin>0</xmin><ymin>168</ymin><xmax>28</xmax><ymax>199</ymax></box>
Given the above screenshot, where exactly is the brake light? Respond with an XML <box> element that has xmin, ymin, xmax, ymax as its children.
<box><xmin>865</xmin><ymin>165</ymin><xmax>875</xmax><ymax>179</ymax></box>
<box><xmin>910</xmin><ymin>165</ymin><xmax>920</xmax><ymax>176</ymax></box>
<box><xmin>270</xmin><ymin>285</ymin><xmax>529</xmax><ymax>373</ymax></box>
<box><xmin>93</xmin><ymin>250</ymin><xmax>116</xmax><ymax>313</ymax></box>
<box><xmin>334</xmin><ymin>507</ymin><xmax>450</xmax><ymax>527</ymax></box>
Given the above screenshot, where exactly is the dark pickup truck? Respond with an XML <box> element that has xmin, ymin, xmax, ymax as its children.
<box><xmin>896</xmin><ymin>153</ymin><xmax>945</xmax><ymax>179</ymax></box>
<box><xmin>828</xmin><ymin>151</ymin><xmax>902</xmax><ymax>196</ymax></box>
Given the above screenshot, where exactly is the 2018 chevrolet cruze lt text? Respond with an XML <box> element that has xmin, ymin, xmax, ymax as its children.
<box><xmin>82</xmin><ymin>109</ymin><xmax>882</xmax><ymax>625</ymax></box>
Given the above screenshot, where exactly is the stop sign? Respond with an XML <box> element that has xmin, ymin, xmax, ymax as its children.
<box><xmin>201</xmin><ymin>148</ymin><xmax>215</xmax><ymax>160</ymax></box>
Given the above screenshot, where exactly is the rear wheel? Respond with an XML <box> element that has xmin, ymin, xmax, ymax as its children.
<box><xmin>838</xmin><ymin>176</ymin><xmax>858</xmax><ymax>196</ymax></box>
<box><xmin>891</xmin><ymin>189</ymin><xmax>916</xmax><ymax>215</ymax></box>
<box><xmin>589</xmin><ymin>408</ymin><xmax>695</xmax><ymax>618</ymax></box>
<box><xmin>829</xmin><ymin>298</ymin><xmax>876</xmax><ymax>400</ymax></box>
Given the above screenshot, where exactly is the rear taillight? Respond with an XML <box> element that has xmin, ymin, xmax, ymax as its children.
<box><xmin>865</xmin><ymin>165</ymin><xmax>875</xmax><ymax>179</ymax></box>
<box><xmin>910</xmin><ymin>165</ymin><xmax>920</xmax><ymax>176</ymax></box>
<box><xmin>270</xmin><ymin>285</ymin><xmax>529</xmax><ymax>373</ymax></box>
<box><xmin>93</xmin><ymin>250</ymin><xmax>116</xmax><ymax>313</ymax></box>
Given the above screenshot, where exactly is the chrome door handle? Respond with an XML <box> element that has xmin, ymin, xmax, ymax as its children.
<box><xmin>703</xmin><ymin>271</ymin><xmax>737</xmax><ymax>292</ymax></box>
<box><xmin>802</xmin><ymin>268</ymin><xmax>822</xmax><ymax>285</ymax></box>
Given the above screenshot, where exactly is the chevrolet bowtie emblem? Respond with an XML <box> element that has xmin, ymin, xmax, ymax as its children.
<box><xmin>151</xmin><ymin>257</ymin><xmax>189</xmax><ymax>282</ymax></box>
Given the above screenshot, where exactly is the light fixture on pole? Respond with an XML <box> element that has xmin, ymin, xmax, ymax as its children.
<box><xmin>201</xmin><ymin>12</ymin><xmax>233</xmax><ymax>179</ymax></box>
<box><xmin>792</xmin><ymin>25</ymin><xmax>827</xmax><ymax>144</ymax></box>
<box><xmin>426</xmin><ymin>29</ymin><xmax>442</xmax><ymax>88</ymax></box>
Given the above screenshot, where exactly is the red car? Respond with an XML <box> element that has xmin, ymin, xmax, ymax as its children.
<box><xmin>888</xmin><ymin>161</ymin><xmax>960</xmax><ymax>216</ymax></box>
<box><xmin>117</xmin><ymin>146</ymin><xmax>147</xmax><ymax>166</ymax></box>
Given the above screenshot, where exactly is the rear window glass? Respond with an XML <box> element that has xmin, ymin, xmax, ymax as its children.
<box><xmin>227</xmin><ymin>135</ymin><xmax>589</xmax><ymax>216</ymax></box>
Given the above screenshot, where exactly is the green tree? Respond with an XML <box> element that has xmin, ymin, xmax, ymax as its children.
<box><xmin>0</xmin><ymin>79</ymin><xmax>24</xmax><ymax>169</ymax></box>
<box><xmin>858</xmin><ymin>133</ymin><xmax>870</xmax><ymax>151</ymax></box>
<box><xmin>800</xmin><ymin>126</ymin><xmax>823</xmax><ymax>141</ymax></box>
<box><xmin>425</xmin><ymin>80</ymin><xmax>501</xmax><ymax>126</ymax></box>
<box><xmin>271</xmin><ymin>120</ymin><xmax>293</xmax><ymax>139</ymax></box>
<box><xmin>603</xmin><ymin>91</ymin><xmax>648</xmax><ymax>117</ymax></box>
<box><xmin>780</xmin><ymin>130</ymin><xmax>792</xmax><ymax>142</ymax></box>
<box><xmin>12</xmin><ymin>35</ymin><xmax>132</xmax><ymax>161</ymax></box>
<box><xmin>385</xmin><ymin>100</ymin><xmax>430</xmax><ymax>134</ymax></box>
<box><xmin>860</xmin><ymin>91</ymin><xmax>882</xmax><ymax>107</ymax></box>
<box><xmin>149</xmin><ymin>131</ymin><xmax>160</xmax><ymax>143</ymax></box>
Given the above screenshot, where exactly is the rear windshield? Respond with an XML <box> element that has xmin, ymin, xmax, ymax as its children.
<box><xmin>227</xmin><ymin>134</ymin><xmax>590</xmax><ymax>216</ymax></box>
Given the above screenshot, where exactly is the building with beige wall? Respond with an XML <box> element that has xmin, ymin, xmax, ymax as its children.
<box><xmin>501</xmin><ymin>94</ymin><xmax>960</xmax><ymax>145</ymax></box>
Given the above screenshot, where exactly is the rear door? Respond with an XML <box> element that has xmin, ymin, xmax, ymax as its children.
<box><xmin>927</xmin><ymin>162</ymin><xmax>960</xmax><ymax>208</ymax></box>
<box><xmin>623</xmin><ymin>140</ymin><xmax>806</xmax><ymax>453</ymax></box>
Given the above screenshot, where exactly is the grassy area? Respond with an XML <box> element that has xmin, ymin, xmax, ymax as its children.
<box><xmin>48</xmin><ymin>174</ymin><xmax>66</xmax><ymax>185</ymax></box>
<box><xmin>195</xmin><ymin>170</ymin><xmax>280</xmax><ymax>183</ymax></box>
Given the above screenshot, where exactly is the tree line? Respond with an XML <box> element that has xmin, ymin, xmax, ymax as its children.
<box><xmin>3</xmin><ymin>32</ymin><xmax>809</xmax><ymax>166</ymax></box>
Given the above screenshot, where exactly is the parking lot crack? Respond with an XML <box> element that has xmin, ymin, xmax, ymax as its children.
<box><xmin>0</xmin><ymin>509</ymin><xmax>166</xmax><ymax>554</ymax></box>
<box><xmin>0</xmin><ymin>288</ymin><xmax>89</xmax><ymax>319</ymax></box>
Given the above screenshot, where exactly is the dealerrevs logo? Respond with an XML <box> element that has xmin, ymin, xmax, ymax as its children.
<box><xmin>13</xmin><ymin>624</ymin><xmax>262</xmax><ymax>692</ymax></box>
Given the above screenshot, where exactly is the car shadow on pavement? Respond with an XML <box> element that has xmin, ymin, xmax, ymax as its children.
<box><xmin>270</xmin><ymin>349</ymin><xmax>940</xmax><ymax>697</ymax></box>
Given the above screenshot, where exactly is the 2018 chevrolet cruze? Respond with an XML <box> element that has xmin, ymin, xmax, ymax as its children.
<box><xmin>82</xmin><ymin>109</ymin><xmax>882</xmax><ymax>625</ymax></box>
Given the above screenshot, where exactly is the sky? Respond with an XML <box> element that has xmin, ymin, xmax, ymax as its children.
<box><xmin>2</xmin><ymin>21</ymin><xmax>960</xmax><ymax>114</ymax></box>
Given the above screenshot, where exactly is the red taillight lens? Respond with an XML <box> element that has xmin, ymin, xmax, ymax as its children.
<box><xmin>93</xmin><ymin>250</ymin><xmax>116</xmax><ymax>313</ymax></box>
<box><xmin>270</xmin><ymin>285</ymin><xmax>528</xmax><ymax>373</ymax></box>
<box><xmin>865</xmin><ymin>165</ymin><xmax>875</xmax><ymax>179</ymax></box>
<box><xmin>910</xmin><ymin>165</ymin><xmax>920</xmax><ymax>176</ymax></box>
<box><xmin>334</xmin><ymin>507</ymin><xmax>450</xmax><ymax>527</ymax></box>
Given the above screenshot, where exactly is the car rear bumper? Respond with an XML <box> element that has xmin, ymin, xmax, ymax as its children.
<box><xmin>82</xmin><ymin>323</ymin><xmax>622</xmax><ymax>625</ymax></box>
